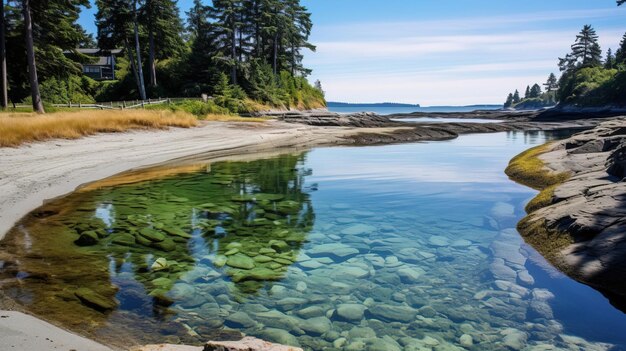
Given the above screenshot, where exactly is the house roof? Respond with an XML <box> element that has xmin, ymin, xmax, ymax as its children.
<box><xmin>75</xmin><ymin>48</ymin><xmax>123</xmax><ymax>55</ymax></box>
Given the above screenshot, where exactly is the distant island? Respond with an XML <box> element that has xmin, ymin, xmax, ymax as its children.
<box><xmin>327</xmin><ymin>102</ymin><xmax>421</xmax><ymax>108</ymax></box>
<box><xmin>327</xmin><ymin>102</ymin><xmax>504</xmax><ymax>110</ymax></box>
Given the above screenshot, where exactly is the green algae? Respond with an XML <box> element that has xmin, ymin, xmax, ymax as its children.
<box><xmin>0</xmin><ymin>153</ymin><xmax>314</xmax><ymax>347</ymax></box>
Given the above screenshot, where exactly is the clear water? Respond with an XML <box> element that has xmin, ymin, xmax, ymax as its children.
<box><xmin>327</xmin><ymin>105</ymin><xmax>501</xmax><ymax>115</ymax></box>
<box><xmin>1</xmin><ymin>130</ymin><xmax>625</xmax><ymax>351</ymax></box>
<box><xmin>392</xmin><ymin>117</ymin><xmax>503</xmax><ymax>124</ymax></box>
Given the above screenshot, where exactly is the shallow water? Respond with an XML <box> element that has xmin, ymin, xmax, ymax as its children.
<box><xmin>392</xmin><ymin>117</ymin><xmax>503</xmax><ymax>124</ymax></box>
<box><xmin>1</xmin><ymin>130</ymin><xmax>626</xmax><ymax>350</ymax></box>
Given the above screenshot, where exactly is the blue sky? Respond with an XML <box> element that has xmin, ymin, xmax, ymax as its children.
<box><xmin>79</xmin><ymin>0</ymin><xmax>626</xmax><ymax>105</ymax></box>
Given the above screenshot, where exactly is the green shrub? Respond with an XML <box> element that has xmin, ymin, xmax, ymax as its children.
<box><xmin>146</xmin><ymin>100</ymin><xmax>229</xmax><ymax>117</ymax></box>
<box><xmin>558</xmin><ymin>67</ymin><xmax>618</xmax><ymax>106</ymax></box>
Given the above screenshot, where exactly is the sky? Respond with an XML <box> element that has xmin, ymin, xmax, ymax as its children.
<box><xmin>78</xmin><ymin>0</ymin><xmax>626</xmax><ymax>106</ymax></box>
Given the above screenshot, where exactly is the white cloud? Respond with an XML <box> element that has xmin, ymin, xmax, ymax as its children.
<box><xmin>304</xmin><ymin>9</ymin><xmax>625</xmax><ymax>105</ymax></box>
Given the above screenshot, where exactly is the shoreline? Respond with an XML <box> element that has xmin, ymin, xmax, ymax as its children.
<box><xmin>0</xmin><ymin>114</ymin><xmax>613</xmax><ymax>350</ymax></box>
<box><xmin>506</xmin><ymin>118</ymin><xmax>626</xmax><ymax>309</ymax></box>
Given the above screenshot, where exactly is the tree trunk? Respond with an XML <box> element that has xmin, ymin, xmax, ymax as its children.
<box><xmin>148</xmin><ymin>29</ymin><xmax>157</xmax><ymax>87</ymax></box>
<box><xmin>22</xmin><ymin>0</ymin><xmax>44</xmax><ymax>114</ymax></box>
<box><xmin>0</xmin><ymin>0</ymin><xmax>8</xmax><ymax>109</ymax></box>
<box><xmin>147</xmin><ymin>0</ymin><xmax>157</xmax><ymax>88</ymax></box>
<box><xmin>273</xmin><ymin>33</ymin><xmax>278</xmax><ymax>75</ymax></box>
<box><xmin>231</xmin><ymin>20</ymin><xmax>237</xmax><ymax>85</ymax></box>
<box><xmin>254</xmin><ymin>1</ymin><xmax>260</xmax><ymax>55</ymax></box>
<box><xmin>124</xmin><ymin>39</ymin><xmax>141</xmax><ymax>96</ymax></box>
<box><xmin>133</xmin><ymin>0</ymin><xmax>147</xmax><ymax>100</ymax></box>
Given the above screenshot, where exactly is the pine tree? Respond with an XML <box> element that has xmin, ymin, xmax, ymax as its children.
<box><xmin>566</xmin><ymin>25</ymin><xmax>602</xmax><ymax>69</ymax></box>
<box><xmin>282</xmin><ymin>0</ymin><xmax>314</xmax><ymax>76</ymax></box>
<box><xmin>21</xmin><ymin>0</ymin><xmax>43</xmax><ymax>113</ymax></box>
<box><xmin>615</xmin><ymin>33</ymin><xmax>626</xmax><ymax>65</ymax></box>
<box><xmin>206</xmin><ymin>0</ymin><xmax>242</xmax><ymax>85</ymax></box>
<box><xmin>524</xmin><ymin>85</ymin><xmax>530</xmax><ymax>99</ymax></box>
<box><xmin>513</xmin><ymin>90</ymin><xmax>520</xmax><ymax>104</ymax></box>
<box><xmin>314</xmin><ymin>79</ymin><xmax>323</xmax><ymax>96</ymax></box>
<box><xmin>504</xmin><ymin>93</ymin><xmax>514</xmax><ymax>108</ymax></box>
<box><xmin>141</xmin><ymin>0</ymin><xmax>185</xmax><ymax>88</ymax></box>
<box><xmin>96</xmin><ymin>0</ymin><xmax>146</xmax><ymax>100</ymax></box>
<box><xmin>605</xmin><ymin>48</ymin><xmax>615</xmax><ymax>69</ymax></box>
<box><xmin>544</xmin><ymin>73</ymin><xmax>558</xmax><ymax>92</ymax></box>
<box><xmin>0</xmin><ymin>0</ymin><xmax>7</xmax><ymax>109</ymax></box>
<box><xmin>529</xmin><ymin>83</ymin><xmax>542</xmax><ymax>98</ymax></box>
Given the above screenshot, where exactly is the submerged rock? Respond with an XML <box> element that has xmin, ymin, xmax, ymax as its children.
<box><xmin>204</xmin><ymin>336</ymin><xmax>303</xmax><ymax>351</ymax></box>
<box><xmin>139</xmin><ymin>228</ymin><xmax>165</xmax><ymax>242</ymax></box>
<box><xmin>299</xmin><ymin>316</ymin><xmax>332</xmax><ymax>336</ymax></box>
<box><xmin>335</xmin><ymin>303</ymin><xmax>367</xmax><ymax>321</ymax></box>
<box><xmin>225</xmin><ymin>311</ymin><xmax>257</xmax><ymax>328</ymax></box>
<box><xmin>151</xmin><ymin>257</ymin><xmax>169</xmax><ymax>271</ymax></box>
<box><xmin>226</xmin><ymin>254</ymin><xmax>256</xmax><ymax>270</ymax></box>
<box><xmin>74</xmin><ymin>287</ymin><xmax>117</xmax><ymax>312</ymax></box>
<box><xmin>307</xmin><ymin>243</ymin><xmax>359</xmax><ymax>261</ymax></box>
<box><xmin>74</xmin><ymin>231</ymin><xmax>99</xmax><ymax>246</ymax></box>
<box><xmin>367</xmin><ymin>304</ymin><xmax>416</xmax><ymax>323</ymax></box>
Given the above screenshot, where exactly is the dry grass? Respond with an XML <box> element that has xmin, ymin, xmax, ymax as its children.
<box><xmin>203</xmin><ymin>113</ymin><xmax>269</xmax><ymax>123</ymax></box>
<box><xmin>0</xmin><ymin>109</ymin><xmax>199</xmax><ymax>147</ymax></box>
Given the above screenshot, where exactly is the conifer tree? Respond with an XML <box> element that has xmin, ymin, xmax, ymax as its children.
<box><xmin>96</xmin><ymin>0</ymin><xmax>146</xmax><ymax>100</ymax></box>
<box><xmin>504</xmin><ymin>93</ymin><xmax>514</xmax><ymax>108</ymax></box>
<box><xmin>524</xmin><ymin>85</ymin><xmax>530</xmax><ymax>99</ymax></box>
<box><xmin>559</xmin><ymin>25</ymin><xmax>602</xmax><ymax>71</ymax></box>
<box><xmin>21</xmin><ymin>0</ymin><xmax>43</xmax><ymax>113</ymax></box>
<box><xmin>615</xmin><ymin>33</ymin><xmax>626</xmax><ymax>65</ymax></box>
<box><xmin>529</xmin><ymin>83</ymin><xmax>542</xmax><ymax>98</ymax></box>
<box><xmin>141</xmin><ymin>0</ymin><xmax>185</xmax><ymax>87</ymax></box>
<box><xmin>513</xmin><ymin>90</ymin><xmax>521</xmax><ymax>104</ymax></box>
<box><xmin>544</xmin><ymin>73</ymin><xmax>558</xmax><ymax>92</ymax></box>
<box><xmin>0</xmin><ymin>0</ymin><xmax>7</xmax><ymax>109</ymax></box>
<box><xmin>605</xmin><ymin>48</ymin><xmax>615</xmax><ymax>69</ymax></box>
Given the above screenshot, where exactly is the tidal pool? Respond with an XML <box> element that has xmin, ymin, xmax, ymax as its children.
<box><xmin>1</xmin><ymin>130</ymin><xmax>625</xmax><ymax>350</ymax></box>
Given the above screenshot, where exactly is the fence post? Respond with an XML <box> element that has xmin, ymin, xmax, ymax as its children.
<box><xmin>141</xmin><ymin>101</ymin><xmax>145</xmax><ymax>109</ymax></box>
<box><xmin>123</xmin><ymin>101</ymin><xmax>126</xmax><ymax>109</ymax></box>
<box><xmin>68</xmin><ymin>101</ymin><xmax>72</xmax><ymax>108</ymax></box>
<box><xmin>79</xmin><ymin>102</ymin><xmax>82</xmax><ymax>108</ymax></box>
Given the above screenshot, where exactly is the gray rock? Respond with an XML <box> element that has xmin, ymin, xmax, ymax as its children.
<box><xmin>299</xmin><ymin>316</ymin><xmax>331</xmax><ymax>336</ymax></box>
<box><xmin>335</xmin><ymin>303</ymin><xmax>366</xmax><ymax>321</ymax></box>
<box><xmin>225</xmin><ymin>311</ymin><xmax>257</xmax><ymax>328</ymax></box>
<box><xmin>397</xmin><ymin>267</ymin><xmax>425</xmax><ymax>283</ymax></box>
<box><xmin>428</xmin><ymin>235</ymin><xmax>450</xmax><ymax>247</ymax></box>
<box><xmin>260</xmin><ymin>328</ymin><xmax>301</xmax><ymax>348</ymax></box>
<box><xmin>296</xmin><ymin>306</ymin><xmax>326</xmax><ymax>319</ymax></box>
<box><xmin>367</xmin><ymin>304</ymin><xmax>416</xmax><ymax>323</ymax></box>
<box><xmin>308</xmin><ymin>243</ymin><xmax>359</xmax><ymax>261</ymax></box>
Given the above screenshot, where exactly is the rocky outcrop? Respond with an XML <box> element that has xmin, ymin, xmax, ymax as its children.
<box><xmin>513</xmin><ymin>118</ymin><xmax>626</xmax><ymax>305</ymax></box>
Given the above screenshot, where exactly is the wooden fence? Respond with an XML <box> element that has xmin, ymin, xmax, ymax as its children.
<box><xmin>9</xmin><ymin>97</ymin><xmax>206</xmax><ymax>111</ymax></box>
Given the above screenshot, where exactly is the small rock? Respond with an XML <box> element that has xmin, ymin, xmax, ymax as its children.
<box><xmin>459</xmin><ymin>334</ymin><xmax>473</xmax><ymax>348</ymax></box>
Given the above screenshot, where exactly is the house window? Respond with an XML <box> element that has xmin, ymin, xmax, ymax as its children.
<box><xmin>83</xmin><ymin>66</ymin><xmax>100</xmax><ymax>74</ymax></box>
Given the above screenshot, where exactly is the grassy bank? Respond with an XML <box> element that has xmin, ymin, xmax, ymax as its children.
<box><xmin>0</xmin><ymin>110</ymin><xmax>199</xmax><ymax>147</ymax></box>
<box><xmin>505</xmin><ymin>143</ymin><xmax>573</xmax><ymax>262</ymax></box>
